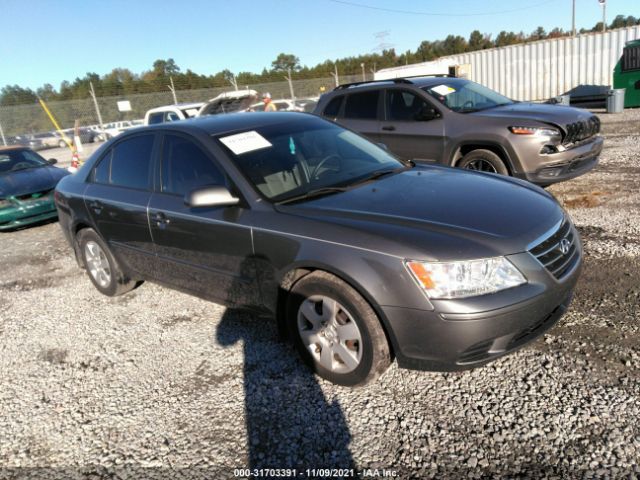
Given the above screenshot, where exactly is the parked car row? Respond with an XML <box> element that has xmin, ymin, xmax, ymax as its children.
<box><xmin>143</xmin><ymin>91</ymin><xmax>319</xmax><ymax>125</ymax></box>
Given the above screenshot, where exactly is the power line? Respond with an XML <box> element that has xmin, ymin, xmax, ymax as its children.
<box><xmin>326</xmin><ymin>0</ymin><xmax>557</xmax><ymax>17</ymax></box>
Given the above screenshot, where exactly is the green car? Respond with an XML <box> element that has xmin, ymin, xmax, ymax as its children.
<box><xmin>613</xmin><ymin>39</ymin><xmax>640</xmax><ymax>108</ymax></box>
<box><xmin>0</xmin><ymin>146</ymin><xmax>69</xmax><ymax>231</ymax></box>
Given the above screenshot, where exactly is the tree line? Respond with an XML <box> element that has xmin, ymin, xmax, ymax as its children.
<box><xmin>1</xmin><ymin>15</ymin><xmax>638</xmax><ymax>107</ymax></box>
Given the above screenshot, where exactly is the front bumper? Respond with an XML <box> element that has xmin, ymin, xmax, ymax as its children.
<box><xmin>0</xmin><ymin>197</ymin><xmax>58</xmax><ymax>231</ymax></box>
<box><xmin>382</xmin><ymin>248</ymin><xmax>581</xmax><ymax>372</ymax></box>
<box><xmin>516</xmin><ymin>136</ymin><xmax>603</xmax><ymax>185</ymax></box>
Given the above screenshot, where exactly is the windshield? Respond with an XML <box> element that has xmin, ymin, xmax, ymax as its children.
<box><xmin>422</xmin><ymin>79</ymin><xmax>514</xmax><ymax>113</ymax></box>
<box><xmin>0</xmin><ymin>149</ymin><xmax>48</xmax><ymax>174</ymax></box>
<box><xmin>216</xmin><ymin>119</ymin><xmax>405</xmax><ymax>203</ymax></box>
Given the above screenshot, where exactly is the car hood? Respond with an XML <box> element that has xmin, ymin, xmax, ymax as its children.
<box><xmin>277</xmin><ymin>166</ymin><xmax>564</xmax><ymax>261</ymax></box>
<box><xmin>0</xmin><ymin>166</ymin><xmax>69</xmax><ymax>198</ymax></box>
<box><xmin>470</xmin><ymin>102</ymin><xmax>595</xmax><ymax>131</ymax></box>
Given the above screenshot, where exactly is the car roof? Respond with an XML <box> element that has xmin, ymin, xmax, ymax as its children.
<box><xmin>140</xmin><ymin>111</ymin><xmax>320</xmax><ymax>136</ymax></box>
<box><xmin>146</xmin><ymin>102</ymin><xmax>205</xmax><ymax>114</ymax></box>
<box><xmin>0</xmin><ymin>146</ymin><xmax>28</xmax><ymax>153</ymax></box>
<box><xmin>329</xmin><ymin>76</ymin><xmax>466</xmax><ymax>93</ymax></box>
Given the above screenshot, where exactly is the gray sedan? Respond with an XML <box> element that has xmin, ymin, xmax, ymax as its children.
<box><xmin>54</xmin><ymin>112</ymin><xmax>581</xmax><ymax>386</ymax></box>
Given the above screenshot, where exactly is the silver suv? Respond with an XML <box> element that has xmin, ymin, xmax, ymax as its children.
<box><xmin>314</xmin><ymin>76</ymin><xmax>603</xmax><ymax>186</ymax></box>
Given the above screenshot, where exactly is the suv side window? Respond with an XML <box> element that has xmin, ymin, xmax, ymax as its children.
<box><xmin>386</xmin><ymin>90</ymin><xmax>431</xmax><ymax>121</ymax></box>
<box><xmin>323</xmin><ymin>96</ymin><xmax>343</xmax><ymax>117</ymax></box>
<box><xmin>161</xmin><ymin>134</ymin><xmax>226</xmax><ymax>196</ymax></box>
<box><xmin>344</xmin><ymin>91</ymin><xmax>379</xmax><ymax>120</ymax></box>
<box><xmin>92</xmin><ymin>134</ymin><xmax>154</xmax><ymax>190</ymax></box>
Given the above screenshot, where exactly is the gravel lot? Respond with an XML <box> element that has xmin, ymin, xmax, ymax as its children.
<box><xmin>1</xmin><ymin>111</ymin><xmax>639</xmax><ymax>479</ymax></box>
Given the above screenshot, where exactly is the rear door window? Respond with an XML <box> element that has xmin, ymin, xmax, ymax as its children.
<box><xmin>386</xmin><ymin>90</ymin><xmax>431</xmax><ymax>121</ymax></box>
<box><xmin>92</xmin><ymin>134</ymin><xmax>154</xmax><ymax>190</ymax></box>
<box><xmin>344</xmin><ymin>91</ymin><xmax>380</xmax><ymax>120</ymax></box>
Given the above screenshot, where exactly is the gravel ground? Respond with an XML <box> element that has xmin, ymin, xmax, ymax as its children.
<box><xmin>0</xmin><ymin>110</ymin><xmax>639</xmax><ymax>479</ymax></box>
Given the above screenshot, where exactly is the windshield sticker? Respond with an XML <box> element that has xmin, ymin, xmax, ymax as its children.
<box><xmin>431</xmin><ymin>85</ymin><xmax>456</xmax><ymax>96</ymax></box>
<box><xmin>219</xmin><ymin>130</ymin><xmax>272</xmax><ymax>155</ymax></box>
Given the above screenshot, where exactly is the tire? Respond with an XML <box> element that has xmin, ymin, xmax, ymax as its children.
<box><xmin>457</xmin><ymin>149</ymin><xmax>509</xmax><ymax>175</ymax></box>
<box><xmin>77</xmin><ymin>228</ymin><xmax>140</xmax><ymax>297</ymax></box>
<box><xmin>58</xmin><ymin>139</ymin><xmax>66</xmax><ymax>149</ymax></box>
<box><xmin>286</xmin><ymin>271</ymin><xmax>391</xmax><ymax>386</ymax></box>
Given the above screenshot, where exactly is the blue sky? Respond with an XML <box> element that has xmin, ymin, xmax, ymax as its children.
<box><xmin>1</xmin><ymin>0</ymin><xmax>637</xmax><ymax>91</ymax></box>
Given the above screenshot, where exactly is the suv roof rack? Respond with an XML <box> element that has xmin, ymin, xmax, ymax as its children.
<box><xmin>333</xmin><ymin>74</ymin><xmax>455</xmax><ymax>91</ymax></box>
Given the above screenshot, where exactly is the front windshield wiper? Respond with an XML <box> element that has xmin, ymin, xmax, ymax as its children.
<box><xmin>461</xmin><ymin>102</ymin><xmax>514</xmax><ymax>113</ymax></box>
<box><xmin>346</xmin><ymin>167</ymin><xmax>408</xmax><ymax>187</ymax></box>
<box><xmin>10</xmin><ymin>165</ymin><xmax>42</xmax><ymax>172</ymax></box>
<box><xmin>276</xmin><ymin>186</ymin><xmax>349</xmax><ymax>205</ymax></box>
<box><xmin>276</xmin><ymin>166</ymin><xmax>410</xmax><ymax>205</ymax></box>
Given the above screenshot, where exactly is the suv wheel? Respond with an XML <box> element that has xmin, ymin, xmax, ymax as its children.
<box><xmin>287</xmin><ymin>271</ymin><xmax>391</xmax><ymax>386</ymax></box>
<box><xmin>77</xmin><ymin>228</ymin><xmax>141</xmax><ymax>296</ymax></box>
<box><xmin>458</xmin><ymin>149</ymin><xmax>508</xmax><ymax>175</ymax></box>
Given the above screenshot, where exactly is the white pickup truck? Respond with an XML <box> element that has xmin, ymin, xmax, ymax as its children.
<box><xmin>143</xmin><ymin>90</ymin><xmax>258</xmax><ymax>125</ymax></box>
<box><xmin>144</xmin><ymin>102</ymin><xmax>205</xmax><ymax>125</ymax></box>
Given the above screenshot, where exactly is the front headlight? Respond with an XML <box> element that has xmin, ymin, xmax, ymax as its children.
<box><xmin>509</xmin><ymin>126</ymin><xmax>561</xmax><ymax>139</ymax></box>
<box><xmin>405</xmin><ymin>257</ymin><xmax>526</xmax><ymax>299</ymax></box>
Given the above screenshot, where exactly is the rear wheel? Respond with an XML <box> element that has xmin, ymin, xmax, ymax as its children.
<box><xmin>77</xmin><ymin>228</ymin><xmax>140</xmax><ymax>296</ymax></box>
<box><xmin>458</xmin><ymin>149</ymin><xmax>508</xmax><ymax>175</ymax></box>
<box><xmin>287</xmin><ymin>271</ymin><xmax>391</xmax><ymax>386</ymax></box>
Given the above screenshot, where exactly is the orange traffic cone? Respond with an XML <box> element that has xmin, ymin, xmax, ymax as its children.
<box><xmin>69</xmin><ymin>151</ymin><xmax>81</xmax><ymax>173</ymax></box>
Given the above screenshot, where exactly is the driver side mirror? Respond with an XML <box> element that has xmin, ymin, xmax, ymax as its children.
<box><xmin>47</xmin><ymin>158</ymin><xmax>58</xmax><ymax>165</ymax></box>
<box><xmin>415</xmin><ymin>106</ymin><xmax>439</xmax><ymax>121</ymax></box>
<box><xmin>185</xmin><ymin>185</ymin><xmax>239</xmax><ymax>208</ymax></box>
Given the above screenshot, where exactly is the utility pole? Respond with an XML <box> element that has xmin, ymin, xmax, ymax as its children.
<box><xmin>571</xmin><ymin>0</ymin><xmax>576</xmax><ymax>36</ymax></box>
<box><xmin>89</xmin><ymin>82</ymin><xmax>105</xmax><ymax>136</ymax></box>
<box><xmin>0</xmin><ymin>119</ymin><xmax>6</xmax><ymax>146</ymax></box>
<box><xmin>329</xmin><ymin>64</ymin><xmax>340</xmax><ymax>87</ymax></box>
<box><xmin>360</xmin><ymin>63</ymin><xmax>366</xmax><ymax>82</ymax></box>
<box><xmin>228</xmin><ymin>73</ymin><xmax>239</xmax><ymax>91</ymax></box>
<box><xmin>284</xmin><ymin>67</ymin><xmax>295</xmax><ymax>102</ymax></box>
<box><xmin>168</xmin><ymin>76</ymin><xmax>178</xmax><ymax>104</ymax></box>
<box><xmin>599</xmin><ymin>0</ymin><xmax>607</xmax><ymax>32</ymax></box>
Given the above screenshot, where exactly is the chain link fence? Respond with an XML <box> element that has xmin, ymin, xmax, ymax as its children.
<box><xmin>0</xmin><ymin>75</ymin><xmax>361</xmax><ymax>141</ymax></box>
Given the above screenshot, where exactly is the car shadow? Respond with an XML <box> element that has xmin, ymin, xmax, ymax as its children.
<box><xmin>216</xmin><ymin>308</ymin><xmax>355</xmax><ymax>471</ymax></box>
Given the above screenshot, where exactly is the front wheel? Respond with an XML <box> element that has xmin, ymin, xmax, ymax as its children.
<box><xmin>77</xmin><ymin>228</ymin><xmax>141</xmax><ymax>296</ymax></box>
<box><xmin>287</xmin><ymin>271</ymin><xmax>391</xmax><ymax>386</ymax></box>
<box><xmin>457</xmin><ymin>149</ymin><xmax>508</xmax><ymax>175</ymax></box>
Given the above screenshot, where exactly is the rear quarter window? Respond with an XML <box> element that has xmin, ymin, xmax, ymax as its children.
<box><xmin>92</xmin><ymin>134</ymin><xmax>154</xmax><ymax>190</ymax></box>
<box><xmin>323</xmin><ymin>96</ymin><xmax>344</xmax><ymax>117</ymax></box>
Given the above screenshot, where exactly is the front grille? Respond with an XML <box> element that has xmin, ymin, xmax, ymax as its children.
<box><xmin>529</xmin><ymin>220</ymin><xmax>580</xmax><ymax>279</ymax></box>
<box><xmin>563</xmin><ymin>116</ymin><xmax>600</xmax><ymax>145</ymax></box>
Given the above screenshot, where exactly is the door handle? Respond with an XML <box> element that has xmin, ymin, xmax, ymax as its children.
<box><xmin>88</xmin><ymin>200</ymin><xmax>103</xmax><ymax>215</ymax></box>
<box><xmin>382</xmin><ymin>125</ymin><xmax>396</xmax><ymax>131</ymax></box>
<box><xmin>150</xmin><ymin>211</ymin><xmax>170</xmax><ymax>228</ymax></box>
